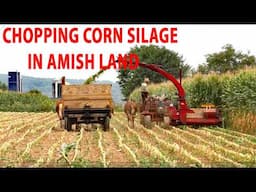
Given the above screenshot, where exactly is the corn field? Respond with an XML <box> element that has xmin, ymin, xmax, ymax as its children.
<box><xmin>1</xmin><ymin>111</ymin><xmax>256</xmax><ymax>168</ymax></box>
<box><xmin>130</xmin><ymin>67</ymin><xmax>256</xmax><ymax>135</ymax></box>
<box><xmin>0</xmin><ymin>91</ymin><xmax>54</xmax><ymax>112</ymax></box>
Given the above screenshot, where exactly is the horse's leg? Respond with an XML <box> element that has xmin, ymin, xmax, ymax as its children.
<box><xmin>131</xmin><ymin>116</ymin><xmax>135</xmax><ymax>128</ymax></box>
<box><xmin>127</xmin><ymin>114</ymin><xmax>133</xmax><ymax>128</ymax></box>
<box><xmin>58</xmin><ymin>103</ymin><xmax>63</xmax><ymax>120</ymax></box>
<box><xmin>125</xmin><ymin>114</ymin><xmax>130</xmax><ymax>127</ymax></box>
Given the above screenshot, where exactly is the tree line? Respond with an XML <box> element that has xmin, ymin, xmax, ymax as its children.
<box><xmin>0</xmin><ymin>81</ymin><xmax>7</xmax><ymax>91</ymax></box>
<box><xmin>118</xmin><ymin>44</ymin><xmax>256</xmax><ymax>98</ymax></box>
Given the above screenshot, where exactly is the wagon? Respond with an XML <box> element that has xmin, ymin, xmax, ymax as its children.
<box><xmin>58</xmin><ymin>84</ymin><xmax>114</xmax><ymax>131</ymax></box>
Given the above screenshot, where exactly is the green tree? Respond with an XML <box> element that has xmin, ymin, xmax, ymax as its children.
<box><xmin>0</xmin><ymin>81</ymin><xmax>7</xmax><ymax>91</ymax></box>
<box><xmin>27</xmin><ymin>89</ymin><xmax>42</xmax><ymax>95</ymax></box>
<box><xmin>198</xmin><ymin>44</ymin><xmax>256</xmax><ymax>74</ymax></box>
<box><xmin>117</xmin><ymin>45</ymin><xmax>191</xmax><ymax>98</ymax></box>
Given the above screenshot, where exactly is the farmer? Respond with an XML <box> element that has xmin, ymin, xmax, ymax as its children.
<box><xmin>141</xmin><ymin>77</ymin><xmax>150</xmax><ymax>104</ymax></box>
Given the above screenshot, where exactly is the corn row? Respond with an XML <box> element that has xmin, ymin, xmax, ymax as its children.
<box><xmin>20</xmin><ymin>122</ymin><xmax>55</xmax><ymax>159</ymax></box>
<box><xmin>215</xmin><ymin>127</ymin><xmax>256</xmax><ymax>139</ymax></box>
<box><xmin>128</xmin><ymin>127</ymin><xmax>175</xmax><ymax>167</ymax></box>
<box><xmin>0</xmin><ymin>112</ymin><xmax>18</xmax><ymax>119</ymax></box>
<box><xmin>46</xmin><ymin>131</ymin><xmax>66</xmax><ymax>165</ymax></box>
<box><xmin>172</xmin><ymin>127</ymin><xmax>254</xmax><ymax>163</ymax></box>
<box><xmin>0</xmin><ymin>129</ymin><xmax>31</xmax><ymax>154</ymax></box>
<box><xmin>0</xmin><ymin>115</ymin><xmax>37</xmax><ymax>133</ymax></box>
<box><xmin>204</xmin><ymin>128</ymin><xmax>256</xmax><ymax>147</ymax></box>
<box><xmin>0</xmin><ymin>118</ymin><xmax>56</xmax><ymax>154</ymax></box>
<box><xmin>0</xmin><ymin>114</ymin><xmax>54</xmax><ymax>140</ymax></box>
<box><xmin>97</xmin><ymin>129</ymin><xmax>107</xmax><ymax>167</ymax></box>
<box><xmin>155</xmin><ymin>125</ymin><xmax>244</xmax><ymax>167</ymax></box>
<box><xmin>0</xmin><ymin>116</ymin><xmax>19</xmax><ymax>123</ymax></box>
<box><xmin>72</xmin><ymin>128</ymin><xmax>84</xmax><ymax>162</ymax></box>
<box><xmin>0</xmin><ymin>112</ymin><xmax>37</xmax><ymax>124</ymax></box>
<box><xmin>113</xmin><ymin>127</ymin><xmax>140</xmax><ymax>166</ymax></box>
<box><xmin>187</xmin><ymin>127</ymin><xmax>255</xmax><ymax>156</ymax></box>
<box><xmin>115</xmin><ymin>119</ymin><xmax>175</xmax><ymax>166</ymax></box>
<box><xmin>138</xmin><ymin>124</ymin><xmax>203</xmax><ymax>167</ymax></box>
<box><xmin>0</xmin><ymin>112</ymin><xmax>53</xmax><ymax>130</ymax></box>
<box><xmin>33</xmin><ymin>127</ymin><xmax>65</xmax><ymax>168</ymax></box>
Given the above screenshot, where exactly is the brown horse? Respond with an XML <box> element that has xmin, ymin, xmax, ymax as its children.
<box><xmin>55</xmin><ymin>76</ymin><xmax>65</xmax><ymax>120</ymax></box>
<box><xmin>124</xmin><ymin>100</ymin><xmax>137</xmax><ymax>128</ymax></box>
<box><xmin>55</xmin><ymin>99</ymin><xmax>64</xmax><ymax>120</ymax></box>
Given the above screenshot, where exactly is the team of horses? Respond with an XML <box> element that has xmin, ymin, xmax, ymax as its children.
<box><xmin>56</xmin><ymin>99</ymin><xmax>138</xmax><ymax>129</ymax></box>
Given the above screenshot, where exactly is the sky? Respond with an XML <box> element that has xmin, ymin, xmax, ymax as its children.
<box><xmin>1</xmin><ymin>24</ymin><xmax>256</xmax><ymax>82</ymax></box>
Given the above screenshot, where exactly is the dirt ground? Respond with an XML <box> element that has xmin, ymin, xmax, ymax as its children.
<box><xmin>0</xmin><ymin>112</ymin><xmax>256</xmax><ymax>167</ymax></box>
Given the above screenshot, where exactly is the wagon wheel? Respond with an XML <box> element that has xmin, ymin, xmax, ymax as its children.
<box><xmin>64</xmin><ymin>117</ymin><xmax>72</xmax><ymax>131</ymax></box>
<box><xmin>163</xmin><ymin>116</ymin><xmax>170</xmax><ymax>128</ymax></box>
<box><xmin>144</xmin><ymin>115</ymin><xmax>152</xmax><ymax>129</ymax></box>
<box><xmin>103</xmin><ymin>116</ymin><xmax>110</xmax><ymax>131</ymax></box>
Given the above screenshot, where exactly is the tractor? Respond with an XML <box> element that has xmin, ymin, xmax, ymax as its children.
<box><xmin>134</xmin><ymin>62</ymin><xmax>222</xmax><ymax>128</ymax></box>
